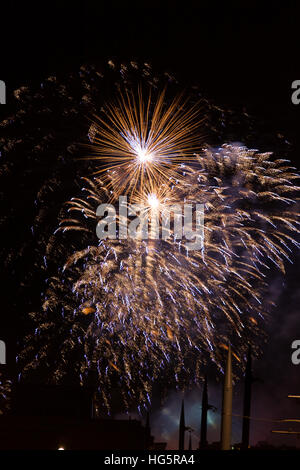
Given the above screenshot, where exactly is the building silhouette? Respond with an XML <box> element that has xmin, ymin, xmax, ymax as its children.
<box><xmin>0</xmin><ymin>383</ymin><xmax>166</xmax><ymax>450</ymax></box>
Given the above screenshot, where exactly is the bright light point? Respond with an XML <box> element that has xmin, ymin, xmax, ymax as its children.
<box><xmin>137</xmin><ymin>148</ymin><xmax>153</xmax><ymax>164</ymax></box>
<box><xmin>147</xmin><ymin>193</ymin><xmax>159</xmax><ymax>209</ymax></box>
<box><xmin>58</xmin><ymin>447</ymin><xmax>65</xmax><ymax>450</ymax></box>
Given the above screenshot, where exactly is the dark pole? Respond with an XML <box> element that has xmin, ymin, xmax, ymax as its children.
<box><xmin>241</xmin><ymin>345</ymin><xmax>252</xmax><ymax>449</ymax></box>
<box><xmin>220</xmin><ymin>344</ymin><xmax>232</xmax><ymax>450</ymax></box>
<box><xmin>179</xmin><ymin>399</ymin><xmax>185</xmax><ymax>450</ymax></box>
<box><xmin>145</xmin><ymin>411</ymin><xmax>151</xmax><ymax>449</ymax></box>
<box><xmin>199</xmin><ymin>375</ymin><xmax>208</xmax><ymax>448</ymax></box>
<box><xmin>188</xmin><ymin>431</ymin><xmax>192</xmax><ymax>450</ymax></box>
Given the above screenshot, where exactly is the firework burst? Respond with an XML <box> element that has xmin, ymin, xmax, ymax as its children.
<box><xmin>20</xmin><ymin>83</ymin><xmax>300</xmax><ymax>412</ymax></box>
<box><xmin>87</xmin><ymin>87</ymin><xmax>203</xmax><ymax>200</ymax></box>
<box><xmin>5</xmin><ymin>62</ymin><xmax>297</xmax><ymax>412</ymax></box>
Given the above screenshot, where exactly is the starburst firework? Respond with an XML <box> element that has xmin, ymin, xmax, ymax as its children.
<box><xmin>87</xmin><ymin>87</ymin><xmax>203</xmax><ymax>199</ymax></box>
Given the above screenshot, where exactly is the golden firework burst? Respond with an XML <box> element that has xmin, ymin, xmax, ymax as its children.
<box><xmin>87</xmin><ymin>87</ymin><xmax>203</xmax><ymax>200</ymax></box>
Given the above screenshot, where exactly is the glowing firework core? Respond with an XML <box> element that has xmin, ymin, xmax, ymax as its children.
<box><xmin>136</xmin><ymin>147</ymin><xmax>153</xmax><ymax>164</ymax></box>
<box><xmin>147</xmin><ymin>193</ymin><xmax>160</xmax><ymax>209</ymax></box>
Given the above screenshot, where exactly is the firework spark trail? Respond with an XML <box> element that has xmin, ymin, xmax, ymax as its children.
<box><xmin>15</xmin><ymin>82</ymin><xmax>300</xmax><ymax>412</ymax></box>
<box><xmin>0</xmin><ymin>373</ymin><xmax>12</xmax><ymax>415</ymax></box>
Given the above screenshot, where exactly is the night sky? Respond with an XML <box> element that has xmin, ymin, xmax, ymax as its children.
<box><xmin>1</xmin><ymin>2</ymin><xmax>300</xmax><ymax>449</ymax></box>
